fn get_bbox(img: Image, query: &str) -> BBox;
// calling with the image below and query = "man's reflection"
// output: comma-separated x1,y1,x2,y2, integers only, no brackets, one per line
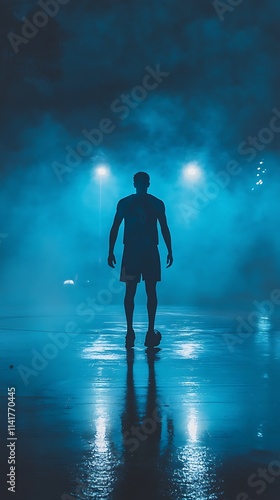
113,349,174,500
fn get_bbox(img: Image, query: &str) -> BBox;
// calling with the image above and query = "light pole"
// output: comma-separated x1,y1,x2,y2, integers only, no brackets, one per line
95,165,109,264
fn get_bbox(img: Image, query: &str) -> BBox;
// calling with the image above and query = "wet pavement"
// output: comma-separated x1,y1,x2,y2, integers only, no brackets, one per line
1,304,280,500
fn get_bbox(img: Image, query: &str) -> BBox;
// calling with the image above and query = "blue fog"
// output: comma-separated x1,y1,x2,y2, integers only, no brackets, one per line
1,0,280,308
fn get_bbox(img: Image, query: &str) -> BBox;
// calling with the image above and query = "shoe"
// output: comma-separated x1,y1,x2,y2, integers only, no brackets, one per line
125,331,135,348
144,329,162,348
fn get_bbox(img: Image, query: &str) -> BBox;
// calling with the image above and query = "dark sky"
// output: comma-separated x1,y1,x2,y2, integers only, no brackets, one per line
1,0,280,305
1,0,280,172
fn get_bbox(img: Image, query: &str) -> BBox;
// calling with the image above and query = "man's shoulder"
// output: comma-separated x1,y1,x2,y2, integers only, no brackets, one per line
118,194,135,206
148,194,165,209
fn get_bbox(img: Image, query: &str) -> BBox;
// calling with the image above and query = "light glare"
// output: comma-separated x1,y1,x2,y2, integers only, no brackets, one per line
183,163,203,182
96,165,108,177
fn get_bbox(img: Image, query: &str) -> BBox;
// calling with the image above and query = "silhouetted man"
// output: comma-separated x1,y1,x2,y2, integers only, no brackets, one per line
108,172,173,348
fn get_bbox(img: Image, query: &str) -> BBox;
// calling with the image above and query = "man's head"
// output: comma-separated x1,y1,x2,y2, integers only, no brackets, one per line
133,172,150,192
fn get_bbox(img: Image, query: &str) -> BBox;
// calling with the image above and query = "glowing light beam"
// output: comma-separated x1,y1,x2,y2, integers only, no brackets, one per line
96,165,109,177
183,163,203,183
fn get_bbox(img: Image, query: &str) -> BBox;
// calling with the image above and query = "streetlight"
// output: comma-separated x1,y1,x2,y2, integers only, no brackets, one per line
96,165,109,178
94,164,110,263
95,164,110,218
183,162,203,183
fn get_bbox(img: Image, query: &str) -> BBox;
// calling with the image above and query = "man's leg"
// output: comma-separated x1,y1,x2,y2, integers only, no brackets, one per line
145,280,157,333
124,281,138,333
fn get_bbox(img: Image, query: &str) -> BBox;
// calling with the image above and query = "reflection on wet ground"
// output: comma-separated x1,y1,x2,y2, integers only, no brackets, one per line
1,305,280,499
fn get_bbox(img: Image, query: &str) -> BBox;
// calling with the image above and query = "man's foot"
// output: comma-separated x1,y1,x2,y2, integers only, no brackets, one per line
144,329,162,348
125,330,135,348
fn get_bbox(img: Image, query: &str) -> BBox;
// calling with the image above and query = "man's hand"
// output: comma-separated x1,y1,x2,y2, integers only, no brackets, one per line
108,253,116,268
166,253,173,268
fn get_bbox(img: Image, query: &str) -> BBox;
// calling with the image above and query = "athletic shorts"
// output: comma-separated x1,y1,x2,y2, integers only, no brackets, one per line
120,244,161,283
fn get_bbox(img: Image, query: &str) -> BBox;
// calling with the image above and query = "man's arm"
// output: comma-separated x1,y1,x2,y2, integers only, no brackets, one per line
158,204,173,268
108,205,123,268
